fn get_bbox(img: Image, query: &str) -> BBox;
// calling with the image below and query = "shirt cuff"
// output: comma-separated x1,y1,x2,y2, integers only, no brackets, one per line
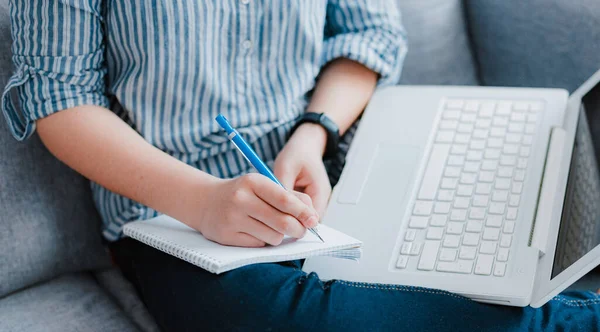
322,30,407,87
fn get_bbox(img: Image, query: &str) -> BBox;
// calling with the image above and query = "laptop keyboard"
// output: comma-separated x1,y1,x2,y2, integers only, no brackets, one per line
396,99,544,277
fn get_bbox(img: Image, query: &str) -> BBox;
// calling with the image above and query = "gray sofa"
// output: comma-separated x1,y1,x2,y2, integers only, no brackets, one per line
1,1,600,331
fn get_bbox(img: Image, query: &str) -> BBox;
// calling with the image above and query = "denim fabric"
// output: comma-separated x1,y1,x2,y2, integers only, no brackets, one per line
112,238,600,332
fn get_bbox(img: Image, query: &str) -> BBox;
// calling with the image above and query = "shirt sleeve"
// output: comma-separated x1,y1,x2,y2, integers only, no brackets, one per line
1,0,108,141
323,0,407,86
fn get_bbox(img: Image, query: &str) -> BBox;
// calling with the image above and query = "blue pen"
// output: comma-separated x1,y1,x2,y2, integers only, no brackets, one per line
216,114,324,243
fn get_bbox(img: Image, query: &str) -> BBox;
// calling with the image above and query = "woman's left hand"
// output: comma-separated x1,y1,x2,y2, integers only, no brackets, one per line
273,123,332,218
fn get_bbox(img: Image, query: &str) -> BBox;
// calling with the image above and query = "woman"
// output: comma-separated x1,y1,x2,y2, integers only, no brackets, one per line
3,0,600,331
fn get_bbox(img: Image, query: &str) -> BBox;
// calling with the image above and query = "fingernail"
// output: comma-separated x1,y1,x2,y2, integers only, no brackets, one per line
306,215,319,228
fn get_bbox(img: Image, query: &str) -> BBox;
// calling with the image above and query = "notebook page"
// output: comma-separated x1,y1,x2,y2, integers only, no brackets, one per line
123,214,362,274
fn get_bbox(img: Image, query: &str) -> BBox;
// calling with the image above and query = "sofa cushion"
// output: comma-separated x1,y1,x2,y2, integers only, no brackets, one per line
0,273,137,332
397,0,479,85
466,0,600,92
0,0,110,298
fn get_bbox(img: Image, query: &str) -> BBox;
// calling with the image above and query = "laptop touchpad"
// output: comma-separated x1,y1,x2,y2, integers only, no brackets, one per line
338,143,420,205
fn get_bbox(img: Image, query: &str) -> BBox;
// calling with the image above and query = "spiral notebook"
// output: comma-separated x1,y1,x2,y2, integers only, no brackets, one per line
122,214,362,274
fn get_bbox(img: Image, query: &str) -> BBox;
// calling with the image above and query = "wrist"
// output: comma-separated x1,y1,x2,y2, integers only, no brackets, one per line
290,122,328,156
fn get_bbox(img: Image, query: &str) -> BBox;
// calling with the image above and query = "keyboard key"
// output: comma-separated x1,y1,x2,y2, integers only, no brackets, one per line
492,190,509,202
448,155,465,166
530,102,543,112
440,120,459,130
517,158,528,169
522,135,533,145
527,113,538,123
512,182,523,194
443,110,461,119
500,234,512,248
446,100,464,109
463,232,480,246
504,221,516,234
502,144,519,155
396,255,409,269
455,134,470,144
479,102,495,118
483,228,500,241
457,123,474,133
418,144,451,200
410,242,422,256
520,147,531,157
472,129,488,139
510,112,526,122
440,178,458,190
497,248,510,262
500,155,516,166
417,241,440,271
484,149,501,160
494,262,507,277
475,119,492,129
469,140,486,150
479,171,495,183
439,248,457,262
430,214,448,226
451,144,468,155
480,241,497,254
413,201,433,216
487,137,503,148
475,183,492,195
466,151,483,161
457,185,474,196
507,208,518,220
401,242,412,255
508,123,524,132
486,215,503,227
447,222,464,234
509,195,520,207
405,229,417,241
444,166,461,177
461,113,477,123
436,131,455,143
490,127,507,137
409,216,429,228
434,202,451,214
497,166,514,178
495,178,511,190
463,161,480,173
438,190,454,202
469,207,486,219
472,195,489,207
505,133,521,144
481,160,499,171
460,173,477,184
437,260,474,274
489,202,506,215
492,117,509,127
426,227,444,240
525,124,536,134
454,197,470,209
475,254,494,275
515,170,526,181
443,235,460,248
464,101,479,112
459,247,477,260
513,102,529,112
466,220,483,233
496,102,512,115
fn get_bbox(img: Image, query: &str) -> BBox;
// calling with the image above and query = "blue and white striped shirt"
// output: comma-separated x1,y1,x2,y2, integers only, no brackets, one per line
3,0,406,241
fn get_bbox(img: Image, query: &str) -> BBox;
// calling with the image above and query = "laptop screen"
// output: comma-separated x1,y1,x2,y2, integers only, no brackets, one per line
551,83,600,279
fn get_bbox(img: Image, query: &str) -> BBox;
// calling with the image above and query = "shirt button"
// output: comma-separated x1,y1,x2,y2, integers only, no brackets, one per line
241,0,249,4
242,40,252,50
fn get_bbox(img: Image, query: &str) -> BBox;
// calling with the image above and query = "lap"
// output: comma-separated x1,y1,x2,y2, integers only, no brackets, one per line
111,238,600,332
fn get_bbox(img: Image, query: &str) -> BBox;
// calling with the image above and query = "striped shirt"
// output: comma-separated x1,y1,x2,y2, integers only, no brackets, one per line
2,0,407,241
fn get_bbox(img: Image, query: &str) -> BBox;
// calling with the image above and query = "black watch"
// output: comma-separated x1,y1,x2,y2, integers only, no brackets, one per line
290,112,340,160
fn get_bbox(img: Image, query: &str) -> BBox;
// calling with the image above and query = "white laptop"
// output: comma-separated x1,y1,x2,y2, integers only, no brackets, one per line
303,69,600,307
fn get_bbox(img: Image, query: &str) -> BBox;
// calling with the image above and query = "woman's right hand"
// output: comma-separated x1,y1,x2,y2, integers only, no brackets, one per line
193,173,320,247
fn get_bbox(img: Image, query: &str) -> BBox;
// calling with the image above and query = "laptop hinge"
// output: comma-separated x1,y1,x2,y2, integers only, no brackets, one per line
529,127,567,256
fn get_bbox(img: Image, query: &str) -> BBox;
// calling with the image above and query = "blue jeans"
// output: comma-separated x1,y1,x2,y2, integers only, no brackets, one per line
111,238,600,331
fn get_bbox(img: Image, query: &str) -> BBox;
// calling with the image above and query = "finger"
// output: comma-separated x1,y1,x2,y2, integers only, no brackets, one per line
273,161,297,190
241,217,286,246
304,175,331,218
250,175,319,228
231,233,266,248
292,191,314,209
246,194,306,238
